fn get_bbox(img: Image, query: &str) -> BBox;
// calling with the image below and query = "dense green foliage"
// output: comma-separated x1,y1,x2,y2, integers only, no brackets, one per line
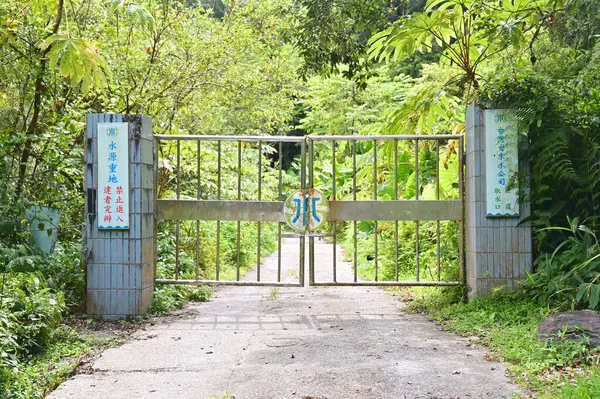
0,0,300,234
0,273,65,364
0,0,599,396
300,70,462,281
364,0,600,300
522,218,600,311
2,326,109,399
0,240,86,397
0,272,65,398
0,0,301,395
293,0,428,82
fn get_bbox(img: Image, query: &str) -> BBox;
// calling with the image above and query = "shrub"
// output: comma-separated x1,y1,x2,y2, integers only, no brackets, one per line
0,242,85,311
522,217,600,310
0,273,66,362
44,243,86,311
0,272,66,396
0,272,67,398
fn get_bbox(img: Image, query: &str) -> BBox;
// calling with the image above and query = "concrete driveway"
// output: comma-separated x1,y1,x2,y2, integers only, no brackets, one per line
49,239,520,399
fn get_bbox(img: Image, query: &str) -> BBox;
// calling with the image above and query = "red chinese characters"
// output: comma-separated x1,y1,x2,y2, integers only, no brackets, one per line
101,141,124,226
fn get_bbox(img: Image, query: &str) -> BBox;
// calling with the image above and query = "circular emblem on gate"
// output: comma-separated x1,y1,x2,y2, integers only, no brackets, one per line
283,189,328,232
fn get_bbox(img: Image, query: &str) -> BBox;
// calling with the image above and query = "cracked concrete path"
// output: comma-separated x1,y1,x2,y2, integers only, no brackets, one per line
49,239,520,399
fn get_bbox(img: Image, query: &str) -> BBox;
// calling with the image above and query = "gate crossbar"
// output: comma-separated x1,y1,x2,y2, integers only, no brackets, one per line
327,200,462,222
157,200,285,222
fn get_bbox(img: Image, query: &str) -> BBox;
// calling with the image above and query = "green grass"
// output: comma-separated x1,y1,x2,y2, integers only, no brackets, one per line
211,390,236,399
559,371,600,399
266,287,280,299
1,325,119,399
407,290,600,398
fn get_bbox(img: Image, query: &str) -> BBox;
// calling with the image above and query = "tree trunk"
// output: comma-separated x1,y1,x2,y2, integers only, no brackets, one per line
13,0,64,203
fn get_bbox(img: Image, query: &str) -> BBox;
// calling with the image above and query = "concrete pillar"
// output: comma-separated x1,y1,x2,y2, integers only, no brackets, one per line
465,103,532,298
85,114,155,319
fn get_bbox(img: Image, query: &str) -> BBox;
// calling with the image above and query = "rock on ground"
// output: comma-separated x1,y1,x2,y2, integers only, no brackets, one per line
538,309,600,347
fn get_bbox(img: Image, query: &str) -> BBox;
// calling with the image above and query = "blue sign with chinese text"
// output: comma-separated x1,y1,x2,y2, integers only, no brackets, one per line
485,110,519,217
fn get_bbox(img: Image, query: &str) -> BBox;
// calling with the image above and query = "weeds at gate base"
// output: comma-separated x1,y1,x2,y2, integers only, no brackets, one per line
150,285,211,315
212,390,236,399
288,268,299,279
266,287,280,299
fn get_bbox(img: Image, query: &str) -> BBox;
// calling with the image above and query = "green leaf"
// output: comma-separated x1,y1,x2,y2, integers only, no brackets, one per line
590,284,600,308
357,221,374,234
43,36,110,92
110,0,125,12
128,3,155,30
569,216,580,233
39,33,63,51
510,26,523,50
578,225,596,240
59,42,74,78
426,0,451,11
576,283,589,303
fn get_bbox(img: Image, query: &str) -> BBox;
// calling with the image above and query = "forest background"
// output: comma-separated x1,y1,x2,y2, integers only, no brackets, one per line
1,0,600,397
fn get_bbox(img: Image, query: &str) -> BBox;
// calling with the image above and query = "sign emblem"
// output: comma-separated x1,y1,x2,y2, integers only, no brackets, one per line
283,189,328,232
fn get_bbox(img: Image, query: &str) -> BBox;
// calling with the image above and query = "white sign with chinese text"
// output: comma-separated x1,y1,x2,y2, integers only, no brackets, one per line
98,123,130,229
485,109,519,217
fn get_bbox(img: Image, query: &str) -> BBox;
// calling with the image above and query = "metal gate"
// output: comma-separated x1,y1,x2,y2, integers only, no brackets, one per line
307,135,464,287
154,135,308,287
153,134,464,287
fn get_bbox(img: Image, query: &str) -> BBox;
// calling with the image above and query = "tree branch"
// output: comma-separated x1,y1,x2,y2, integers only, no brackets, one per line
13,0,64,203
